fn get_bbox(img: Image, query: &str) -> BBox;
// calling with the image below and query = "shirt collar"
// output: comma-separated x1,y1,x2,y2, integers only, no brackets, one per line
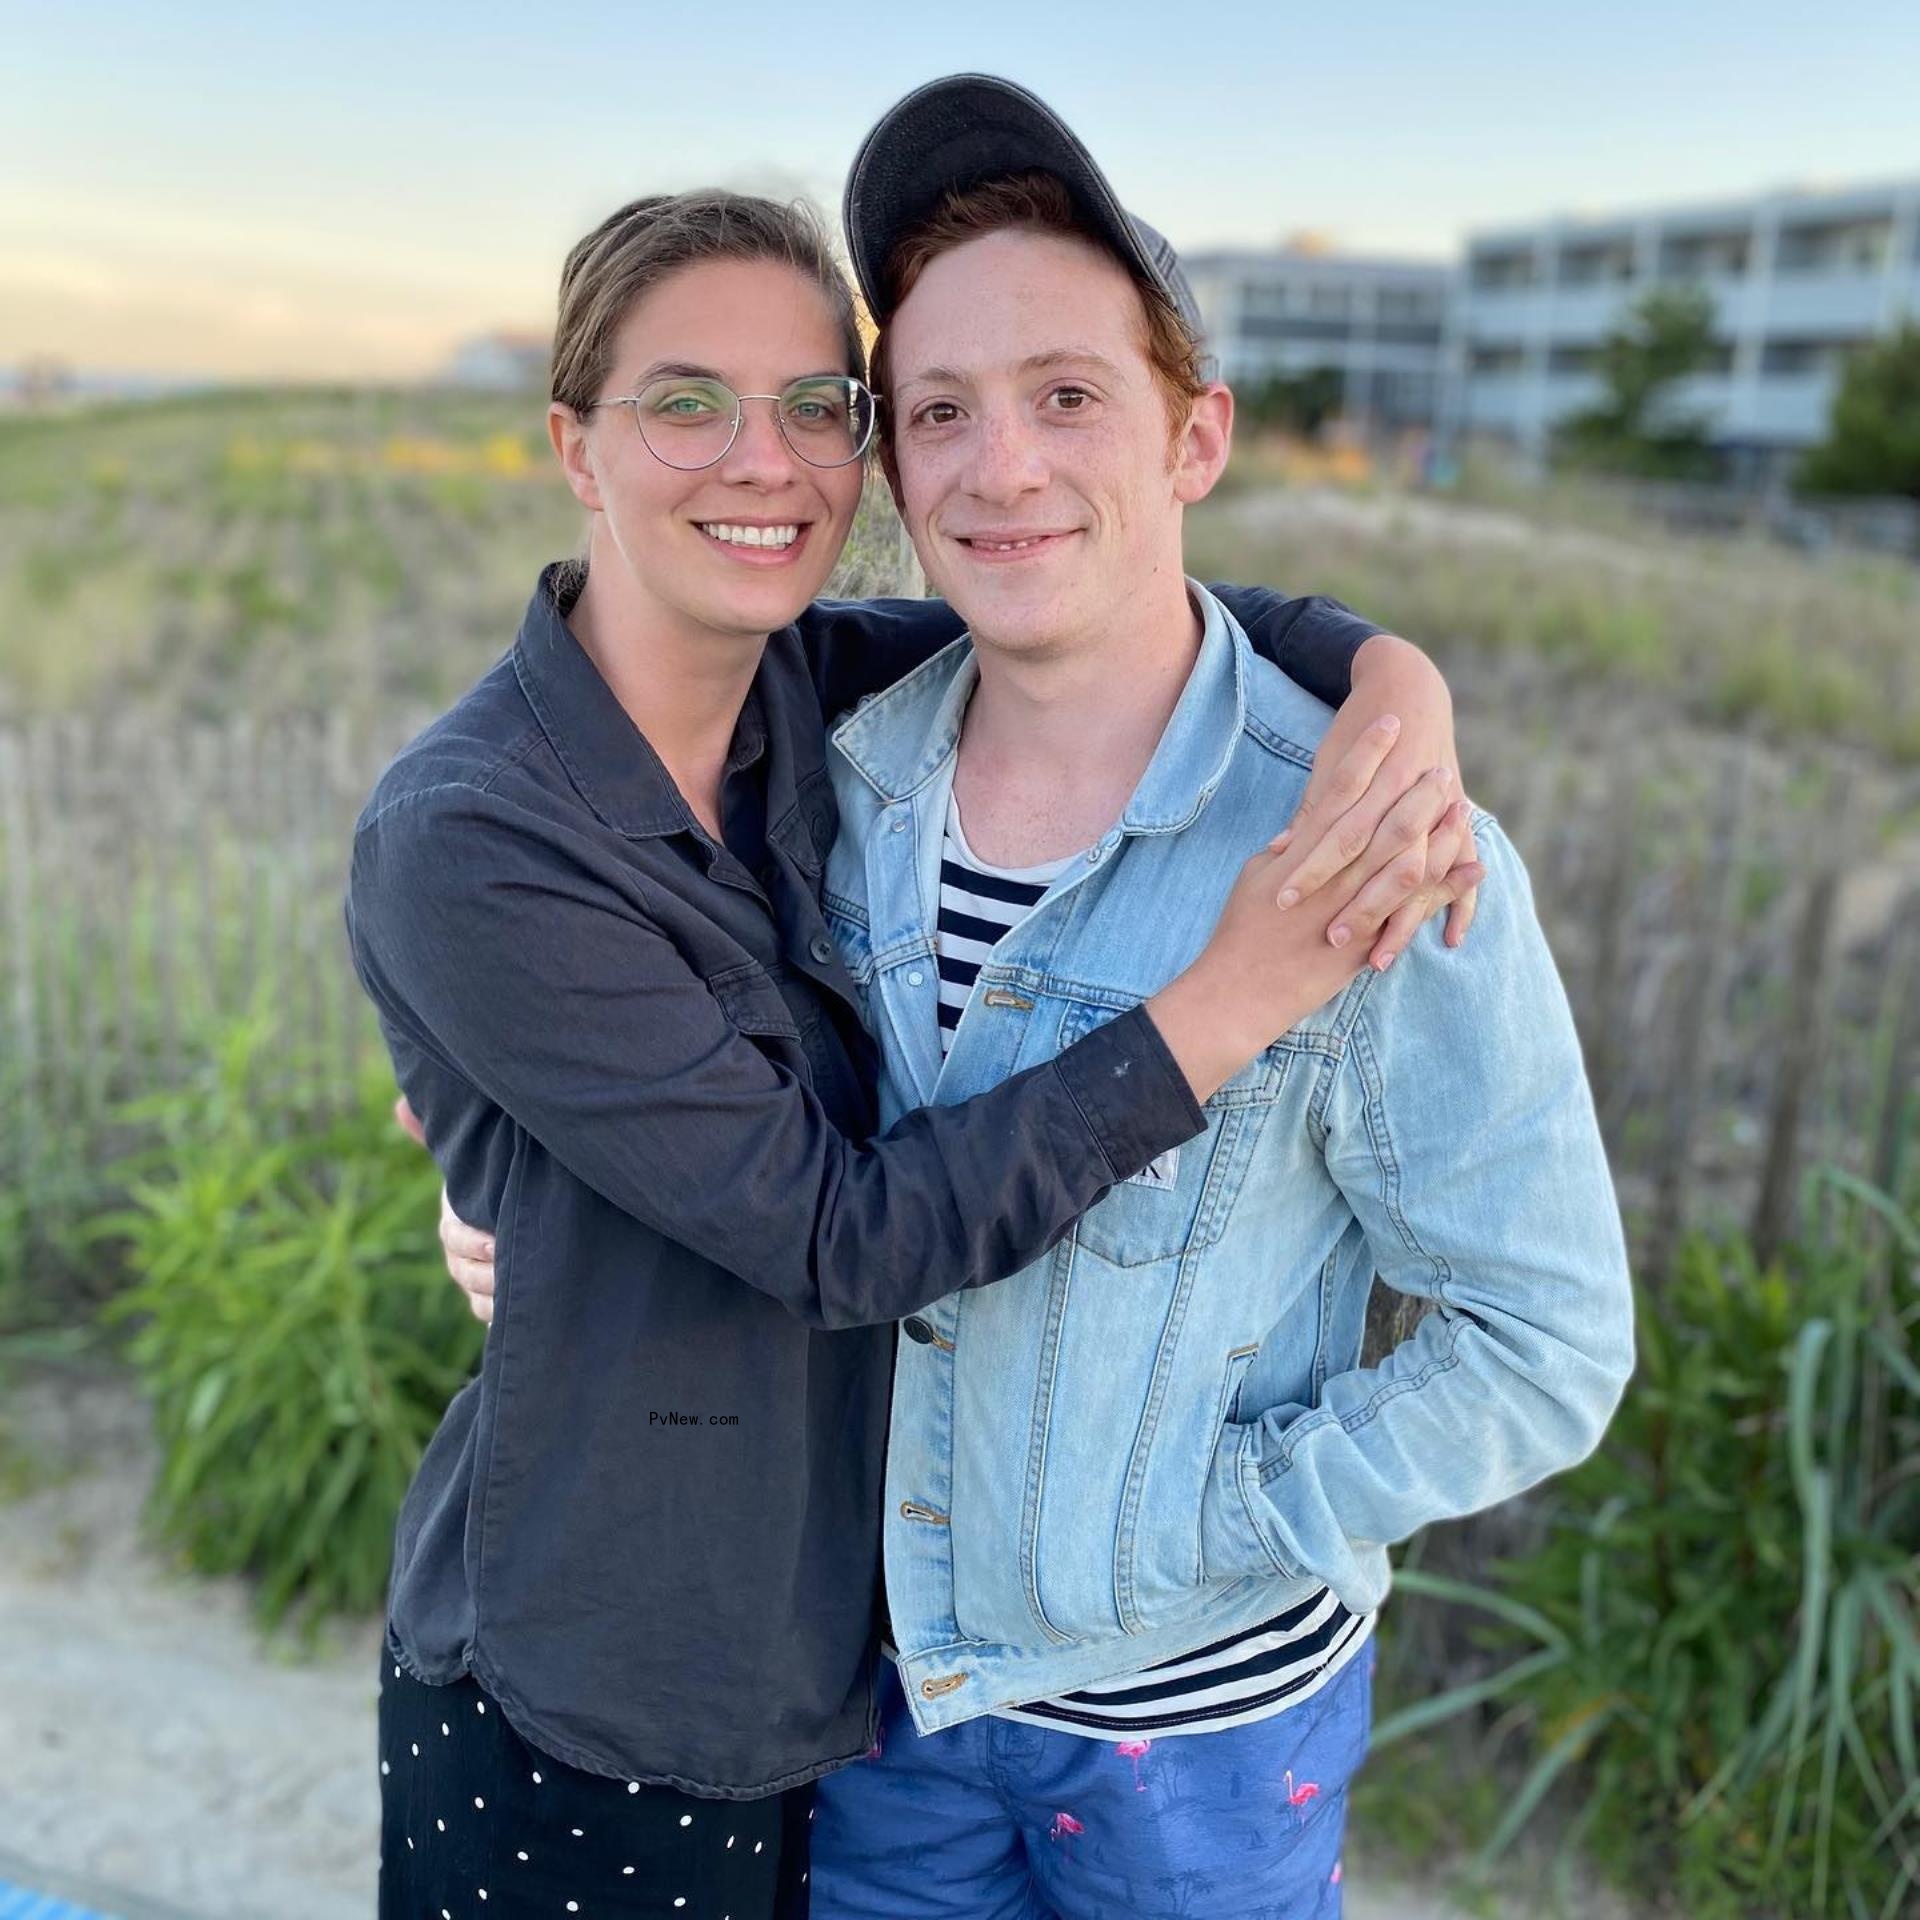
830,580,1247,838
511,562,768,840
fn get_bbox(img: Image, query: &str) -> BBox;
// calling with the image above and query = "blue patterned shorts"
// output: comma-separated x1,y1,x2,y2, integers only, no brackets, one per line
811,1640,1373,1919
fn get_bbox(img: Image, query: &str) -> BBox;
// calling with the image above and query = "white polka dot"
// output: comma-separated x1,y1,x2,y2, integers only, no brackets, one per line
726,1836,734,1848
531,1770,543,1785
802,1872,809,1884
411,1743,420,1757
674,1902,687,1910
441,1722,451,1736
627,1780,640,1794
406,1838,414,1852
678,1813,693,1827
380,1762,390,1776
623,1866,635,1876
474,1796,485,1809
441,1908,450,1918
476,1701,486,1714
394,1664,401,1678
571,1826,584,1837
516,1850,529,1862
436,1818,446,1832
754,1840,764,1854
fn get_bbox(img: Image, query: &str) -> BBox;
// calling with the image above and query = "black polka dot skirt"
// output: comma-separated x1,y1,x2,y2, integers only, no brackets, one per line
378,1657,814,1919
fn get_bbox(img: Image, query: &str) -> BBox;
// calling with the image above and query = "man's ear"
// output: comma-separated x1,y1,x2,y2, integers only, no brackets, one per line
1172,382,1234,506
549,402,605,513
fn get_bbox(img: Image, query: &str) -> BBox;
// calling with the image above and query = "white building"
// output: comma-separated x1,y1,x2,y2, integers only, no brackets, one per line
1183,246,1452,431
1449,178,1920,466
442,331,549,392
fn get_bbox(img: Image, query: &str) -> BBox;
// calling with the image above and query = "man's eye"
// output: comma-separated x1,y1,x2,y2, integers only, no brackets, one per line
1047,386,1093,412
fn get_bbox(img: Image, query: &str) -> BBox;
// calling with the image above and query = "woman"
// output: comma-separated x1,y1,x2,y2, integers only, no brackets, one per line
348,189,1474,1920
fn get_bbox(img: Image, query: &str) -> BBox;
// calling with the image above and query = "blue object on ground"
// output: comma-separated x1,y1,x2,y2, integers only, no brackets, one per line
0,1883,124,1920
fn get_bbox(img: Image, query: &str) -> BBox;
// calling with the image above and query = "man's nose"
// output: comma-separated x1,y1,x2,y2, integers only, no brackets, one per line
962,408,1047,503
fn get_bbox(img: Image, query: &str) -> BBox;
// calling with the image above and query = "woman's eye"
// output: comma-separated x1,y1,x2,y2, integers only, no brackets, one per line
912,402,960,429
1047,386,1093,413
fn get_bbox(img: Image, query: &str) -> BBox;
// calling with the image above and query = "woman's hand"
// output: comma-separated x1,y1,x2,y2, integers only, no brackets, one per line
394,1094,496,1324
1147,767,1481,1105
1279,634,1482,968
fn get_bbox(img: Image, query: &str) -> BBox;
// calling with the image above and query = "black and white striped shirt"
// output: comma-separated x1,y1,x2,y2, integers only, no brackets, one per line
930,794,1374,1738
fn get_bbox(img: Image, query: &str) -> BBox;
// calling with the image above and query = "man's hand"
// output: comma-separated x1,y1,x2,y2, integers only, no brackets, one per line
394,1094,496,1325
1278,634,1481,969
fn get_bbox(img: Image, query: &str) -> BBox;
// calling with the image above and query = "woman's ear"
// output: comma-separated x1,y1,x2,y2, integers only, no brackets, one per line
549,402,604,512
1172,382,1234,506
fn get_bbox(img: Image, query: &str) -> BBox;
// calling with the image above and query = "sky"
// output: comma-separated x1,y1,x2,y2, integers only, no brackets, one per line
3,0,1917,381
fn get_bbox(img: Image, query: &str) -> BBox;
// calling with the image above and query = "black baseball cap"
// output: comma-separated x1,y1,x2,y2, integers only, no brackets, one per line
842,73,1214,373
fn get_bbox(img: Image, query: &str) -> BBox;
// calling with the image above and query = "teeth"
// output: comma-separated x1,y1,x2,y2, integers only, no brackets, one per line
699,523,799,550
970,536,1044,552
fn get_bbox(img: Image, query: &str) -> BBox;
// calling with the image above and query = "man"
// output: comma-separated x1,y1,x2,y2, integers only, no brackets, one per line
432,74,1630,1916
790,77,1634,1918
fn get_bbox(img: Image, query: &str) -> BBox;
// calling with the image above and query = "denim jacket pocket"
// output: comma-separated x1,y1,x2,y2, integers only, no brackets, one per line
820,896,876,1020
1057,1000,1291,1269
1122,1342,1263,1630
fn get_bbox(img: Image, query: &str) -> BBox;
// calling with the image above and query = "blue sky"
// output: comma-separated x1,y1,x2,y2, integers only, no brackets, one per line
4,0,1916,377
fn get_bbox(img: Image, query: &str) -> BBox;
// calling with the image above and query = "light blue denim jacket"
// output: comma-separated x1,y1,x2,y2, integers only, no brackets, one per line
823,584,1634,1736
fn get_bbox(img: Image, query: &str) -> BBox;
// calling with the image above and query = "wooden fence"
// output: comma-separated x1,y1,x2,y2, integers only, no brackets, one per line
2,654,1914,1267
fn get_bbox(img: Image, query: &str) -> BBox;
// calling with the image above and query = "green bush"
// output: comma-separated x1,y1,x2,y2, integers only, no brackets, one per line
98,1023,482,1628
1799,323,1920,502
1377,1179,1919,1918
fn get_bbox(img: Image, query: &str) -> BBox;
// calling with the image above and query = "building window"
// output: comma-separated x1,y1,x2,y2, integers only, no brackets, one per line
1761,338,1852,375
1658,231,1752,280
1774,219,1892,274
1557,242,1635,288
1471,249,1539,291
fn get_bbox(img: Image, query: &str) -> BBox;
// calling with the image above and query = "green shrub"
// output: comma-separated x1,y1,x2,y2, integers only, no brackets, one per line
1376,1181,1919,1918
98,1023,482,1628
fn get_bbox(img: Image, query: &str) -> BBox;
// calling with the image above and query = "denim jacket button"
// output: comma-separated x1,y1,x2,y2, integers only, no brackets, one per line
907,970,925,988
890,815,908,833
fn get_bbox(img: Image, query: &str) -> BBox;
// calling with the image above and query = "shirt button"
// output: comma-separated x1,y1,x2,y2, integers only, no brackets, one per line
902,1316,936,1344
907,970,925,987
890,815,908,833
809,935,834,964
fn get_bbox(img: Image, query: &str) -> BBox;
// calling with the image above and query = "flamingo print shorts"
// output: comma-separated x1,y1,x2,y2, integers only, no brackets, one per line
809,1643,1372,1919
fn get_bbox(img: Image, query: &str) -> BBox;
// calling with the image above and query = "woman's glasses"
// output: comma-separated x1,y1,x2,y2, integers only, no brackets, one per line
589,375,876,471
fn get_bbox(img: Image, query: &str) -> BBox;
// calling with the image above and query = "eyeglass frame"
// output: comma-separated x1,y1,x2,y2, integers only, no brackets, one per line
582,373,879,471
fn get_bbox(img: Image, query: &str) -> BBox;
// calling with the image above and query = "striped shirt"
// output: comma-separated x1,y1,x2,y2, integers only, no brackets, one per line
929,792,1375,1737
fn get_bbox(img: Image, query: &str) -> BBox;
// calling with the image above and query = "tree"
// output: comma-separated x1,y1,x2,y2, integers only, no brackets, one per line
1557,285,1719,480
1798,321,1920,501
1238,366,1345,438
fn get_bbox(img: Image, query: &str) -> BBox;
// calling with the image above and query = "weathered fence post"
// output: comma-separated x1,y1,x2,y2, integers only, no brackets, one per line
1646,746,1751,1275
1750,767,1854,1267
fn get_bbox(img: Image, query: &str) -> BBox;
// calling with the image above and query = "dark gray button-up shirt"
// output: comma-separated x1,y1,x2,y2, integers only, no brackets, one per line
344,566,1378,1797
